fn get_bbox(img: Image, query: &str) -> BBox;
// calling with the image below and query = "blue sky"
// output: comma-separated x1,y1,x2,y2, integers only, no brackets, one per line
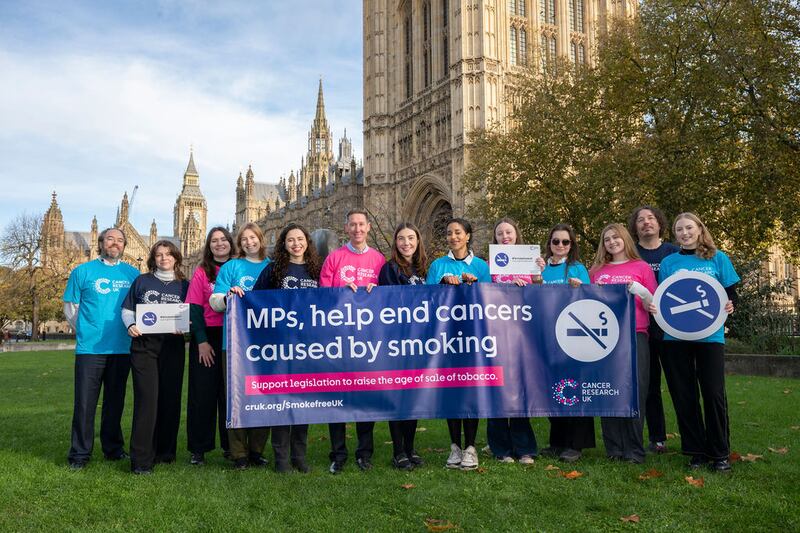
0,1,363,237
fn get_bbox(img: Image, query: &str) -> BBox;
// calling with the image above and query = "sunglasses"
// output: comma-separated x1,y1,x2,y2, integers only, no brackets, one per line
551,239,571,246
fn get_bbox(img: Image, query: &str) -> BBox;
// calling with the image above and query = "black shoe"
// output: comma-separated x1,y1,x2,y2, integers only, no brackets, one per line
689,455,707,470
540,446,563,458
223,450,232,460
233,458,249,470
625,456,645,465
559,448,582,463
712,459,732,473
356,457,373,471
392,453,413,471
275,461,292,473
249,454,269,467
329,461,345,474
132,467,153,475
292,460,310,473
408,450,424,466
68,460,87,470
154,455,175,465
104,451,129,461
189,452,205,466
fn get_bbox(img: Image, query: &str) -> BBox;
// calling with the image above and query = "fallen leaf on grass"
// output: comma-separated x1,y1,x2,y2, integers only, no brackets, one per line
736,401,746,405
424,518,456,532
416,427,427,432
729,452,742,463
383,441,393,445
685,476,704,487
620,514,640,523
768,447,789,455
783,389,792,394
744,422,761,427
740,453,763,462
317,436,328,441
562,470,583,479
638,468,664,481
400,483,415,490
666,433,680,439
475,467,488,474
791,426,800,431
544,464,561,471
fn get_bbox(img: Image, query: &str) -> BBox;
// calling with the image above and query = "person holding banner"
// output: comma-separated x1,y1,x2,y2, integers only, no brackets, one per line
253,223,321,473
426,218,491,471
209,222,271,470
657,213,739,473
486,218,538,465
185,227,235,466
628,206,678,454
121,240,189,474
590,223,657,464
378,222,428,470
319,208,386,474
536,223,595,463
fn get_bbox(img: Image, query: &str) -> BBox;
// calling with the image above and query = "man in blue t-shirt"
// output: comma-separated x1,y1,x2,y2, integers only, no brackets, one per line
628,206,679,455
63,228,140,469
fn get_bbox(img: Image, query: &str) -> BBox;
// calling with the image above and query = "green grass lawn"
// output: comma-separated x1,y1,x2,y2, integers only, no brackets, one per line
0,351,797,532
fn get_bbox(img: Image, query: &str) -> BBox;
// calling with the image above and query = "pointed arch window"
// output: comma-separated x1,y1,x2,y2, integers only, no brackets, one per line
404,2,413,99
519,28,527,65
442,0,449,77
423,0,432,87
569,0,584,32
510,27,518,65
539,0,555,25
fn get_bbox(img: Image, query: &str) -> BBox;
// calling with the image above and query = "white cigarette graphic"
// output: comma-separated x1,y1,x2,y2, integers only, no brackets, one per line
666,292,714,319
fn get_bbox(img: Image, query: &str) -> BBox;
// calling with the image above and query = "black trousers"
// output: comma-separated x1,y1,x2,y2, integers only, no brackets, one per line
448,418,479,448
661,341,730,460
548,417,596,451
389,420,418,457
129,334,186,470
187,327,229,454
328,422,374,462
272,425,309,465
601,332,649,461
68,354,130,462
645,331,668,443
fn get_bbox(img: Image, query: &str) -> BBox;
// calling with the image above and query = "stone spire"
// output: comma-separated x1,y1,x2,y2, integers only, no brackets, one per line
118,192,129,225
150,219,158,247
42,191,65,251
314,77,326,124
184,148,199,185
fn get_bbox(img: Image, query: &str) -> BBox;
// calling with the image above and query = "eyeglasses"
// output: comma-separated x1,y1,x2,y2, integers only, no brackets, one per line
551,239,571,246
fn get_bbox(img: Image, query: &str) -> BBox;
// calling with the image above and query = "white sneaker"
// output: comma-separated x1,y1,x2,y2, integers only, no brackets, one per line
498,456,515,463
460,446,479,470
518,455,535,465
446,444,462,469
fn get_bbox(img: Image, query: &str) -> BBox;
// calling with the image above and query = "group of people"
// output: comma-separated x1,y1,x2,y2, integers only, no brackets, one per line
63,205,739,475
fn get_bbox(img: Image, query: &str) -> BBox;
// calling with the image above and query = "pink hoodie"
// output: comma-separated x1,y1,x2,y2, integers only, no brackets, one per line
319,245,387,288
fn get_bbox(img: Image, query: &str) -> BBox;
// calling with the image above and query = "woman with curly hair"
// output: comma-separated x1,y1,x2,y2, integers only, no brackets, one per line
253,222,321,472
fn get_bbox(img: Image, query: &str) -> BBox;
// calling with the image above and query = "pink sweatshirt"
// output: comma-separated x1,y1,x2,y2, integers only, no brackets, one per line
590,260,657,334
186,265,224,327
319,245,387,288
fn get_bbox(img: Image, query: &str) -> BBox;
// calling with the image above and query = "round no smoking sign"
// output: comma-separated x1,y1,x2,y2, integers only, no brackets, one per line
653,271,729,341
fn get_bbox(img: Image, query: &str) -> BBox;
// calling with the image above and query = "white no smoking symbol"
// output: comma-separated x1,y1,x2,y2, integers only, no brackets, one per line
555,300,620,362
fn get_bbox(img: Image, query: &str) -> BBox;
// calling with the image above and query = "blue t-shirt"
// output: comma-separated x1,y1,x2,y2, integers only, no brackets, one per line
213,257,271,346
636,242,679,280
63,258,140,355
425,253,491,285
541,261,590,285
659,250,740,343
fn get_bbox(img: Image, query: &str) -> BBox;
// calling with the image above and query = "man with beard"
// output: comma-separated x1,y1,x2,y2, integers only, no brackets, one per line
63,228,140,469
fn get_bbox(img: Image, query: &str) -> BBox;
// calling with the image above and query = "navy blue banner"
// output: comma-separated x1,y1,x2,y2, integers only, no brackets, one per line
227,284,637,428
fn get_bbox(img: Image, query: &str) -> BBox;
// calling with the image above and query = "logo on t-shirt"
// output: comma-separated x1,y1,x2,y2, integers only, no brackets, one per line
238,276,255,290
94,278,111,294
340,265,356,284
282,276,319,289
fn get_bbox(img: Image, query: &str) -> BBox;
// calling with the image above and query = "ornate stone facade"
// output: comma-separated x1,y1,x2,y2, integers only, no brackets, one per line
362,0,636,244
234,80,364,249
41,151,207,271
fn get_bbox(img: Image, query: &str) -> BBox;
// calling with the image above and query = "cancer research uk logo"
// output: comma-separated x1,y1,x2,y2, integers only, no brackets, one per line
494,252,509,267
93,278,130,295
340,265,356,284
552,378,621,406
555,299,620,362
141,312,158,326
238,276,256,290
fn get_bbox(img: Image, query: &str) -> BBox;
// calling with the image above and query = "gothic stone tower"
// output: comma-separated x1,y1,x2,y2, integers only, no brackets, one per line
362,0,636,243
173,149,208,257
300,79,334,196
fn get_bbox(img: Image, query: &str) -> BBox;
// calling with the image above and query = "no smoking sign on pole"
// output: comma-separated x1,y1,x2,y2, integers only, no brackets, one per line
653,271,729,341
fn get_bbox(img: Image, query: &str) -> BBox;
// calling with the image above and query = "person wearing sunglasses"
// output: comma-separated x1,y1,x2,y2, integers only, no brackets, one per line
535,223,595,463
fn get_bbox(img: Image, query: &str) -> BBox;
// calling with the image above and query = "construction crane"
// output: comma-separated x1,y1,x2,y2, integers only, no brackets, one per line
129,185,138,220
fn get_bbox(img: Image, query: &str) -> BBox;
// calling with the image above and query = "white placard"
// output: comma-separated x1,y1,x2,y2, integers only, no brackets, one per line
489,244,542,276
136,303,190,334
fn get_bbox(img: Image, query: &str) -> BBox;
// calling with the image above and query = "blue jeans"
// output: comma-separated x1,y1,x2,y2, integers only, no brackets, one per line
487,417,538,458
